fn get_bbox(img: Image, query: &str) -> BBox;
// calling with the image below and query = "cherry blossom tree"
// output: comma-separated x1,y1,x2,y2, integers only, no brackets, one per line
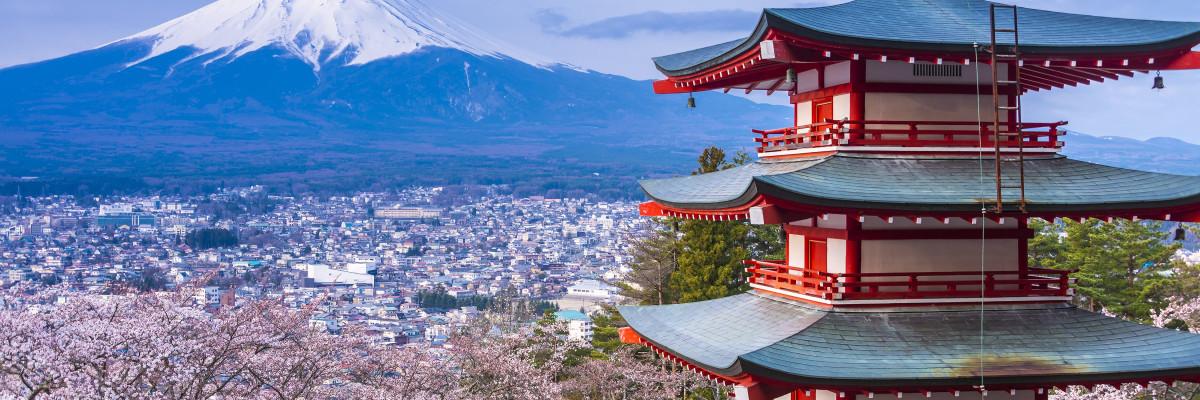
0,284,727,399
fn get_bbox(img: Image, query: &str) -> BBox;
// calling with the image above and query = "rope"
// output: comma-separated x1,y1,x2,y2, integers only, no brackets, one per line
973,41,988,392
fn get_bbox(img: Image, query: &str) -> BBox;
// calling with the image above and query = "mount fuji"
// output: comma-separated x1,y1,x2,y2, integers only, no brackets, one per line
0,0,785,195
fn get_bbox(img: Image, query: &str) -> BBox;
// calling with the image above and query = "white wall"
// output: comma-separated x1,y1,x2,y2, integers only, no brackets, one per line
827,238,847,274
866,59,1006,85
788,234,806,267
833,94,851,120
826,61,851,87
865,92,1008,123
796,68,821,93
861,239,1017,274
796,100,813,127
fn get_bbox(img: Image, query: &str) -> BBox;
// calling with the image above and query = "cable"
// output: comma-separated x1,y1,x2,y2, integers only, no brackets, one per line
973,41,987,393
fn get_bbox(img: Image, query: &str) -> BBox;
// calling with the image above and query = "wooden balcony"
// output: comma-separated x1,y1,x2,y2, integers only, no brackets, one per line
752,119,1068,155
743,259,1073,304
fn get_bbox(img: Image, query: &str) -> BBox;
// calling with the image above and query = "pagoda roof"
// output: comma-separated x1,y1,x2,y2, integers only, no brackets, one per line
654,0,1200,77
640,154,1200,216
620,293,1200,388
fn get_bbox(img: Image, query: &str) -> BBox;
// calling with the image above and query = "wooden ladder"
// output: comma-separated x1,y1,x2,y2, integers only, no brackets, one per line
989,3,1026,213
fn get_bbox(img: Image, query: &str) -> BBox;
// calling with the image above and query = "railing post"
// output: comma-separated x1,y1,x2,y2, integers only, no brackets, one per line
985,273,996,296
1059,271,1069,296
908,274,918,294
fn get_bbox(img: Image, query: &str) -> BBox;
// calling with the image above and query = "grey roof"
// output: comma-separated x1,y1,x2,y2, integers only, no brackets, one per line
618,294,824,369
639,154,1200,213
620,294,1200,388
654,0,1200,76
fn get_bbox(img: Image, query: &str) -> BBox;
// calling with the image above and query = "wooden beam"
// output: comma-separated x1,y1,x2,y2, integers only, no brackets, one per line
1075,67,1122,80
1041,66,1112,83
765,78,787,96
1018,71,1067,89
745,81,761,94
1164,51,1200,70
1021,67,1084,87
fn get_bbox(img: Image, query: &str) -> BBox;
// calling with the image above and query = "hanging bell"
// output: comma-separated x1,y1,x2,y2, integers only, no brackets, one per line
687,93,696,109
785,67,797,84
1152,73,1166,90
1175,225,1187,241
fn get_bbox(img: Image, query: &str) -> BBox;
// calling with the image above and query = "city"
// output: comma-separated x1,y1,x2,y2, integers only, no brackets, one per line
5,0,1200,399
0,185,638,345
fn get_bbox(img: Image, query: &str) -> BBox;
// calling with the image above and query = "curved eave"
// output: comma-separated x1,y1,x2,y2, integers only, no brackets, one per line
738,360,1200,391
620,295,1200,391
639,155,1200,220
653,6,1200,79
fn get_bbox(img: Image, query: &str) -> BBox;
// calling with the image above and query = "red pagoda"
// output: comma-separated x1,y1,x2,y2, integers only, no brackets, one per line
617,1,1200,399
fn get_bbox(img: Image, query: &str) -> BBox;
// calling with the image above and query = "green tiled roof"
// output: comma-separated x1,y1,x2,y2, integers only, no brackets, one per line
654,0,1200,76
639,154,1200,213
620,294,1200,387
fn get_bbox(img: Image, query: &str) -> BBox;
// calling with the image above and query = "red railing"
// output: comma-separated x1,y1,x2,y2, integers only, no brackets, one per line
752,119,1068,154
743,259,1073,302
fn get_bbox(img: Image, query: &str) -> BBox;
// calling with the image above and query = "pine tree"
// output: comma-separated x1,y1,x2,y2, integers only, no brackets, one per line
1031,218,1178,322
669,146,777,303
672,218,751,302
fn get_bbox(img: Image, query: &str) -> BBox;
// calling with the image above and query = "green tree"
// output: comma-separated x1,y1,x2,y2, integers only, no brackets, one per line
1031,218,1178,322
693,146,728,175
672,218,750,302
668,146,784,303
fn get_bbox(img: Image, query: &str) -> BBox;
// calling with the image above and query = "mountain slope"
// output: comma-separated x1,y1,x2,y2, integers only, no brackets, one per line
120,0,549,69
0,0,787,195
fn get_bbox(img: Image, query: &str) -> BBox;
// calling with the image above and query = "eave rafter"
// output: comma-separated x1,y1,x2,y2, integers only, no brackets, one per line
653,27,1200,95
640,196,1200,225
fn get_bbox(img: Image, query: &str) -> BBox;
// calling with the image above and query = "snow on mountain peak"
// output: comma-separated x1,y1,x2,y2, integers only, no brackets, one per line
120,0,551,70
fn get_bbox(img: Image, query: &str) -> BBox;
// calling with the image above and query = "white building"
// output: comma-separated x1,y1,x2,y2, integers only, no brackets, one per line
566,279,617,299
554,310,594,342
374,207,441,219
296,263,374,286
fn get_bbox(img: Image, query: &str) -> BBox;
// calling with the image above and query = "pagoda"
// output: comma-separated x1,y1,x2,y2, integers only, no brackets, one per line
616,1,1200,399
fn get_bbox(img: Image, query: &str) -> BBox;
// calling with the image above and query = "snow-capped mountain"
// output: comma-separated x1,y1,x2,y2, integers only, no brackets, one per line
120,0,551,70
0,0,785,190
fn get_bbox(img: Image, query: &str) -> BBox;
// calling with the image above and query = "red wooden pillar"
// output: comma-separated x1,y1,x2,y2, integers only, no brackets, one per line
1017,217,1030,290
1034,388,1049,400
845,215,862,291
849,59,866,132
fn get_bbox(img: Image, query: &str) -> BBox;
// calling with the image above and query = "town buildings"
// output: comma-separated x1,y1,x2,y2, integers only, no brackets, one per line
0,186,638,345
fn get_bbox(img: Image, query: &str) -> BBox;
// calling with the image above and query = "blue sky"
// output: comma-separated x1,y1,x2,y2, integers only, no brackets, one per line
2,0,1199,141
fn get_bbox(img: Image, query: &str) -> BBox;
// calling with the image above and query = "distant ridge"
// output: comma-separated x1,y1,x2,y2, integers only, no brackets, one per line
1062,132,1200,175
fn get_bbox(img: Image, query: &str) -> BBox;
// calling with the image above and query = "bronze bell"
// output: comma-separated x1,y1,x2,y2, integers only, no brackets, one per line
1153,74,1166,90
687,94,696,108
1175,225,1187,241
